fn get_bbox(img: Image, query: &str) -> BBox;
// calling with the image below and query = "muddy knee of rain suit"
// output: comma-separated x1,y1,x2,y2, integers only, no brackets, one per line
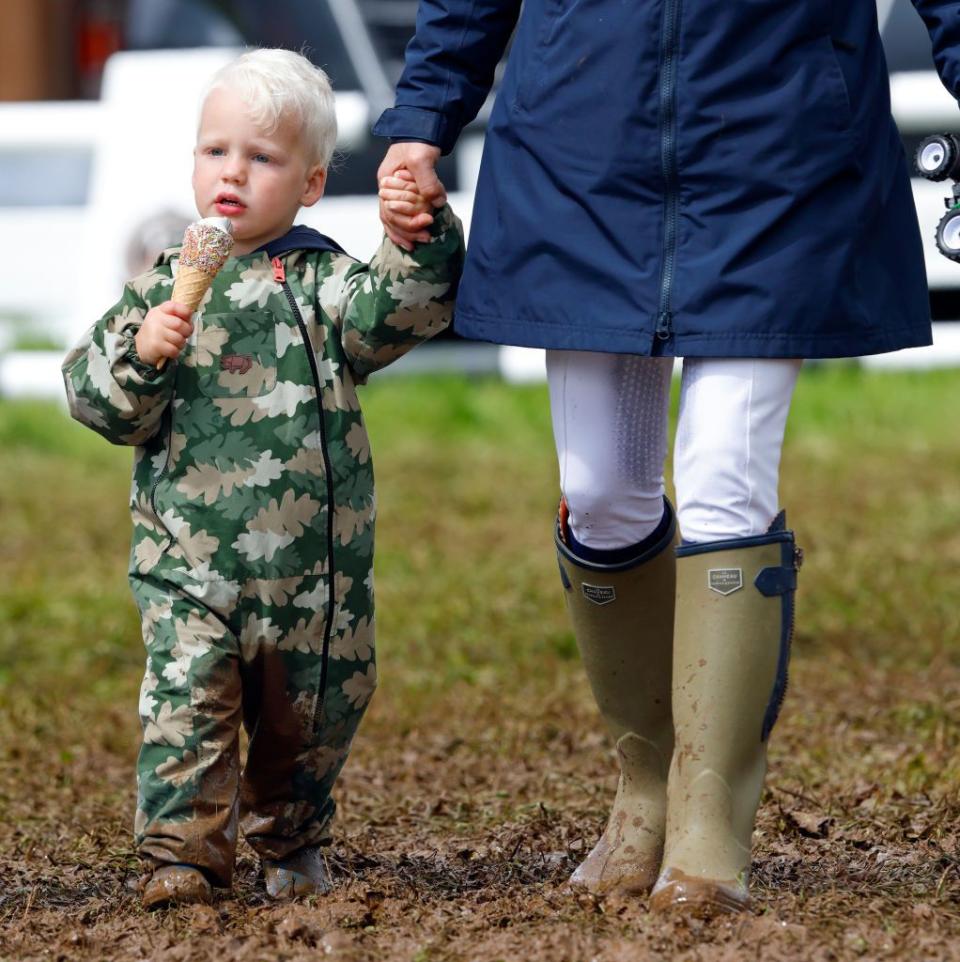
62,206,465,885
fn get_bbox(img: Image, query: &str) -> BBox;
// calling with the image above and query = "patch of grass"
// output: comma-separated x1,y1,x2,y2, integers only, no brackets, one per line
786,363,960,444
2,368,959,696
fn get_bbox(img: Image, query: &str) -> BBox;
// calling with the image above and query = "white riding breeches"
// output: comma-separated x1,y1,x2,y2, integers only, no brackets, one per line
546,352,803,547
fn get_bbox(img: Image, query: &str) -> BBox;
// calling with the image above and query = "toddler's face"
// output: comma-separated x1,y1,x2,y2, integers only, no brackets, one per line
192,86,326,256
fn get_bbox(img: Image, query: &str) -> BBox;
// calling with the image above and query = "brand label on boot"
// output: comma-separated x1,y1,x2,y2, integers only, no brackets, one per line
581,583,616,606
708,568,743,595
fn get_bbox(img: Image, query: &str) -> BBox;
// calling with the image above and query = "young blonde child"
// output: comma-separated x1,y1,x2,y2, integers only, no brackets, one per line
62,48,463,908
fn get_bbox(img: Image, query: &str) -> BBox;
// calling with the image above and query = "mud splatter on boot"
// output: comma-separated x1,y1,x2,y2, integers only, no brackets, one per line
555,500,676,895
651,514,800,917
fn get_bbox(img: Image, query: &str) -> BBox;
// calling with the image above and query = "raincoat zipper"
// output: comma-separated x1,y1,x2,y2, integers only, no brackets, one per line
656,0,683,346
276,258,336,723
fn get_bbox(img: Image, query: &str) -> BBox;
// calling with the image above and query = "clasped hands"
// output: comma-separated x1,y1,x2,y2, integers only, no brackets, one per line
377,142,447,251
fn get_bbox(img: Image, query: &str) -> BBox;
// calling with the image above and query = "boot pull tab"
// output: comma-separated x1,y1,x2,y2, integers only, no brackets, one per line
754,565,798,597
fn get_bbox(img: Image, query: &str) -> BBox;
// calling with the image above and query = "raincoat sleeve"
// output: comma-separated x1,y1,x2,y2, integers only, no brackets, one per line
372,0,523,154
912,0,960,101
338,204,465,380
61,278,176,446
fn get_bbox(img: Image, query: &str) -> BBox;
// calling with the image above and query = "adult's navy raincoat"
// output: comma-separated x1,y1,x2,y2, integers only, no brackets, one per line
375,1,954,358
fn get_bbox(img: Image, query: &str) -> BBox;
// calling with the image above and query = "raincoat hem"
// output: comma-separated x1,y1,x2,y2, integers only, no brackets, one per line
453,310,933,359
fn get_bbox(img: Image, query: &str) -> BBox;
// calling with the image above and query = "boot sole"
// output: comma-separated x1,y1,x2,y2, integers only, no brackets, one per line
649,873,748,917
264,875,332,899
263,850,333,899
569,864,659,896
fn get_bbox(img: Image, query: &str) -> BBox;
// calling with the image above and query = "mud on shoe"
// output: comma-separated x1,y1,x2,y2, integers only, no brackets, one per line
141,863,213,910
649,866,749,916
263,846,332,899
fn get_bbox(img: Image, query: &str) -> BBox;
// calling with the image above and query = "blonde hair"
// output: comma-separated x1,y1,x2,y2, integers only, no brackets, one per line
205,48,337,168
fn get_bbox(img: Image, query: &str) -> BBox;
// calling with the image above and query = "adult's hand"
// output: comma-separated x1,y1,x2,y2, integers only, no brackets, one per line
377,142,445,250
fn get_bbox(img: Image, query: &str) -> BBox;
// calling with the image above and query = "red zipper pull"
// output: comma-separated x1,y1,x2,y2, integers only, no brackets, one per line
272,257,286,283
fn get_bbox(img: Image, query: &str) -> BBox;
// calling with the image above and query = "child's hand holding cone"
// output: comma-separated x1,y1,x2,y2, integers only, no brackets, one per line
134,301,196,368
149,217,235,370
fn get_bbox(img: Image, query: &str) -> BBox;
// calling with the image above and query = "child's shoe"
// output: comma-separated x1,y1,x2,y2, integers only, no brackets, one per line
141,863,213,910
263,846,332,899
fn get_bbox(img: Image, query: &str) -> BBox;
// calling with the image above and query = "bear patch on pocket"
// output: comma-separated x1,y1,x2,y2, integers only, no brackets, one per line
195,311,278,398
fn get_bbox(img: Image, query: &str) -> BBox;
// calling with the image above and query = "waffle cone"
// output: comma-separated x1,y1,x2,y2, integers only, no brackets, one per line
155,267,214,370
171,265,215,312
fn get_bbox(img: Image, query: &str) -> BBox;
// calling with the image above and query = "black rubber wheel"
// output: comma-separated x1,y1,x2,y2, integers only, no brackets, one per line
916,134,960,182
935,207,960,262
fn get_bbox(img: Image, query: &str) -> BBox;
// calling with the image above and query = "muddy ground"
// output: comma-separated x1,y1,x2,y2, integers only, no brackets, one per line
3,659,959,962
1,374,959,961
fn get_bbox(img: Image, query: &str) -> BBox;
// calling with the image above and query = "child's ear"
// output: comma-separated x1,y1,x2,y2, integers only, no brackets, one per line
301,165,327,207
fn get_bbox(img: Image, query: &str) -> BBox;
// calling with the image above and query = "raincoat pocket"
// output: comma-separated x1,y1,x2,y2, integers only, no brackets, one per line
194,310,279,399
810,35,855,131
512,0,567,112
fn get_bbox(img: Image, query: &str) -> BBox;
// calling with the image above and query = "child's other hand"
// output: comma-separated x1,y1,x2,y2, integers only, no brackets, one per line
379,168,433,246
134,301,194,367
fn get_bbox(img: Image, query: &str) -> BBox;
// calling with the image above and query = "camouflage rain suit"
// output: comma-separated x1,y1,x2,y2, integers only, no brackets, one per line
62,206,464,885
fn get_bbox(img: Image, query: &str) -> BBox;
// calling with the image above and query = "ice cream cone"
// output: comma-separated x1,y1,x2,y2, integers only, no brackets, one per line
171,264,217,313
156,217,234,369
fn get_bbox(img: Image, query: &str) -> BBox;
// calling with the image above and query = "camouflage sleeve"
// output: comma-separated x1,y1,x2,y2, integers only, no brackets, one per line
338,203,465,379
61,276,176,446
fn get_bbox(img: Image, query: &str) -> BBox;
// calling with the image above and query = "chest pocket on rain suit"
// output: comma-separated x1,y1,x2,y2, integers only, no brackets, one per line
194,311,279,399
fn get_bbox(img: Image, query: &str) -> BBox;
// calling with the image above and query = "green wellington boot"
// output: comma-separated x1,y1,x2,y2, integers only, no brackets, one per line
556,500,676,895
650,512,802,916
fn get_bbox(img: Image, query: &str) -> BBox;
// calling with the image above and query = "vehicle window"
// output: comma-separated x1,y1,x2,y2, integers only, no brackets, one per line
880,0,935,73
125,0,362,90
